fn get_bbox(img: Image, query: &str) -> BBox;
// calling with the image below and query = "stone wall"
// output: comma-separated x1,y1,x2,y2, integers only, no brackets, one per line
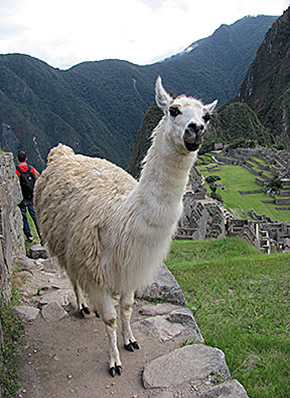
226,219,260,250
176,193,225,240
0,152,25,359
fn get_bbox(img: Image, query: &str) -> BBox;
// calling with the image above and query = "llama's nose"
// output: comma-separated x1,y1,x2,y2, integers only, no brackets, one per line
187,123,204,135
183,123,204,151
184,123,204,143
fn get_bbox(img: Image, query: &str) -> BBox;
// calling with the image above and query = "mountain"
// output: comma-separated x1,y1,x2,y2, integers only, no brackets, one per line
128,9,290,177
143,15,277,104
0,15,277,171
235,8,290,150
127,102,163,178
205,7,290,151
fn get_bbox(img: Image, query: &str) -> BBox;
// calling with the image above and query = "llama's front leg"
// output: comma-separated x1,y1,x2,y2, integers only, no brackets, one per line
96,288,122,376
120,292,139,352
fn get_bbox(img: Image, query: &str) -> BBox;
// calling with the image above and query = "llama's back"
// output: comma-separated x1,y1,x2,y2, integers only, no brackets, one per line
34,144,137,283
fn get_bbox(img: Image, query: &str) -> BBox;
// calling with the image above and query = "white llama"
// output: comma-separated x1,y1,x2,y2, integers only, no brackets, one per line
34,77,217,376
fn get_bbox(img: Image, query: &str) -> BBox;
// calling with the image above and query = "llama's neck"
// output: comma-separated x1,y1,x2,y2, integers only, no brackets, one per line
140,120,195,200
126,119,196,230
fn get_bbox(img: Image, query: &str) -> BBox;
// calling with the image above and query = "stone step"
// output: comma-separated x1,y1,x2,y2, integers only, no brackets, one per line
143,344,248,397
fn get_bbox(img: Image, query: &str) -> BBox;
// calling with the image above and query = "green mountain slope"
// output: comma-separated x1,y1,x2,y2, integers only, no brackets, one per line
206,102,272,149
236,8,290,149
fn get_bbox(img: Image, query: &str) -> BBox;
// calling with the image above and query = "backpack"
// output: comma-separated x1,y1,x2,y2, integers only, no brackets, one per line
16,165,36,200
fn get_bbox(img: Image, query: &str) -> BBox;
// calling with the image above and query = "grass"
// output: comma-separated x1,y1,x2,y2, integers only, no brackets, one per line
198,160,290,222
23,212,41,251
165,237,290,398
0,272,24,398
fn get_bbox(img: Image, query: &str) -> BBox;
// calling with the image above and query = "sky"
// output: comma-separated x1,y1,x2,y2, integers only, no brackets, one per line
0,0,288,70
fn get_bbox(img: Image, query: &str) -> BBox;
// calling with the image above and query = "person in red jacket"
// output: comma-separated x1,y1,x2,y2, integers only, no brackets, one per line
16,150,42,244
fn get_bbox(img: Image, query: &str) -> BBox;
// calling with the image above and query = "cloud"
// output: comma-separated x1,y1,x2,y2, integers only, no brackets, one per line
0,0,288,69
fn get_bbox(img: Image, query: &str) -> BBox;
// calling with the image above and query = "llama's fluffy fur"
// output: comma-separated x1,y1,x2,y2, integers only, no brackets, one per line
34,77,217,375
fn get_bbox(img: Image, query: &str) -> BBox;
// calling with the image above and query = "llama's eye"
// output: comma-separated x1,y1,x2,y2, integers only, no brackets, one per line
169,107,181,117
203,113,211,123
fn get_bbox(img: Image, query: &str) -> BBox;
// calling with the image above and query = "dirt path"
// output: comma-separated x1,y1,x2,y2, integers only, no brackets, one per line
16,256,198,398
15,254,248,398
18,303,178,398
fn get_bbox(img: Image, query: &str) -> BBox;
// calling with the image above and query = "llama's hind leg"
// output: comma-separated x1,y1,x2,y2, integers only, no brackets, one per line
72,280,90,316
120,292,139,352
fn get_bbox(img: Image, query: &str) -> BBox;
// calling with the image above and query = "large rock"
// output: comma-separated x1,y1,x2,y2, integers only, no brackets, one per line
14,305,40,322
136,263,185,306
41,301,69,322
143,344,230,389
29,244,49,260
135,306,204,345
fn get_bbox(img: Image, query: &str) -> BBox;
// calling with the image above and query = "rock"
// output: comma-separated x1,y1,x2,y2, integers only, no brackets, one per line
134,308,203,344
17,255,36,272
199,379,249,397
36,257,59,273
37,284,61,295
166,307,204,343
136,263,185,306
134,316,187,342
14,306,40,322
38,289,75,309
41,301,69,322
143,344,230,389
139,303,180,317
29,244,49,260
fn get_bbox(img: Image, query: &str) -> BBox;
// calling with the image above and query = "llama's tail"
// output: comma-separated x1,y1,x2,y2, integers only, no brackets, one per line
47,143,75,164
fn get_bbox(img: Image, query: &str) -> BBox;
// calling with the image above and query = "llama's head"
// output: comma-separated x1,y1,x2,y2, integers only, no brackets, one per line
155,76,217,153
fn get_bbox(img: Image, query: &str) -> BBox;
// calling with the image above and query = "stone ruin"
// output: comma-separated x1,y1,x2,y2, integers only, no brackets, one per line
176,193,225,241
176,155,290,254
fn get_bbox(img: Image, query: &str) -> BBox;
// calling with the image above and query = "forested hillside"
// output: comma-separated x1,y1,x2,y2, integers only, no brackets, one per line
236,8,290,150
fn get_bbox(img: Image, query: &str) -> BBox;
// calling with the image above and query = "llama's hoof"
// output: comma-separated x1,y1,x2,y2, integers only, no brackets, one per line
125,340,140,352
125,343,134,352
81,304,90,315
109,365,122,377
95,310,100,318
79,309,89,318
132,341,140,350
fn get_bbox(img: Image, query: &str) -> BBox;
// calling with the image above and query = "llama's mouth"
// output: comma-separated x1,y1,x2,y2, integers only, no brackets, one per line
184,141,201,151
183,135,203,151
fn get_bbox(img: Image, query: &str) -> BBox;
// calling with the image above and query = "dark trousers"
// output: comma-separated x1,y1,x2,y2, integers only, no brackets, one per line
19,199,41,239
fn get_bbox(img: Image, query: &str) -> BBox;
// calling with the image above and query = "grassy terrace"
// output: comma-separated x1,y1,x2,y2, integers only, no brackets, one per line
197,155,290,222
166,237,290,398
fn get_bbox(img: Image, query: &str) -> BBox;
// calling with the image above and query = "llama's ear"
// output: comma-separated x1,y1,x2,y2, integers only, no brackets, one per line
155,76,172,113
203,100,218,122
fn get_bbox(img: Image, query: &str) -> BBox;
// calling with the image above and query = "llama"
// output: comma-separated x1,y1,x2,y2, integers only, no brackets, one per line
34,77,217,376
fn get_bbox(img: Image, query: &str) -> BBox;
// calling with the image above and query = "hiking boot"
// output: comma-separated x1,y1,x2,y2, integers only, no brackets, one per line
27,236,33,243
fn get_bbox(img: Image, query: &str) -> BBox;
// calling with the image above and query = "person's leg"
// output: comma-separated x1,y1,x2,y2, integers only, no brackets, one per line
26,200,42,240
18,201,32,239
